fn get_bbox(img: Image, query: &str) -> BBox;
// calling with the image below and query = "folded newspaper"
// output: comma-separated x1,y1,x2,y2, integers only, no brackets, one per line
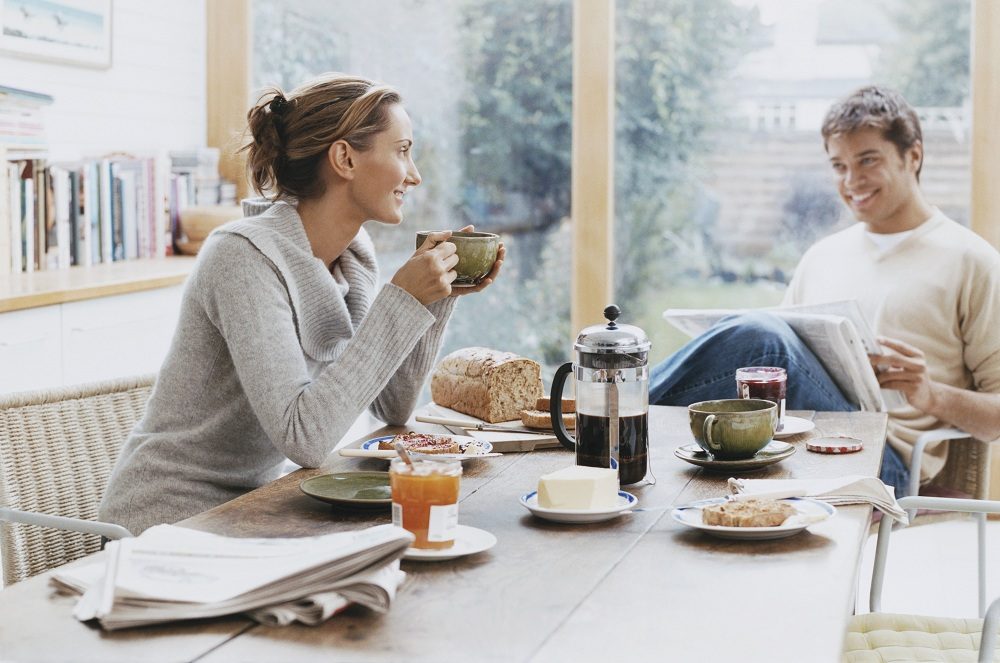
663,300,905,412
50,523,413,630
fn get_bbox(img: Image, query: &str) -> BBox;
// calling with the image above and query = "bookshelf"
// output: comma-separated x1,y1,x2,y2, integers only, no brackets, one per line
0,80,216,394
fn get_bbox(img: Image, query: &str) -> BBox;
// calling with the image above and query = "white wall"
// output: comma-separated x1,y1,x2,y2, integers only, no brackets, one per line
0,0,206,161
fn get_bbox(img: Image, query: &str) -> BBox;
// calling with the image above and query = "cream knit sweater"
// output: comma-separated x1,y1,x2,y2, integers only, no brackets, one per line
99,200,456,534
783,210,1000,480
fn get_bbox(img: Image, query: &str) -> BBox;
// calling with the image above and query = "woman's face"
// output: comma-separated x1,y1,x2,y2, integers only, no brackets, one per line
350,103,421,225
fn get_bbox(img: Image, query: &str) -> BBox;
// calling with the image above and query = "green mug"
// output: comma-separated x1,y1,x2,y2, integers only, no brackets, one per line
687,399,777,460
415,231,500,286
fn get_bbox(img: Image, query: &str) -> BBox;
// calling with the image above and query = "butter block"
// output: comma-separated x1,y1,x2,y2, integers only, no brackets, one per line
537,465,619,510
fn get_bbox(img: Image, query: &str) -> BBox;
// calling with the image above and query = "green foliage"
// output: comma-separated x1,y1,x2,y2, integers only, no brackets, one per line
614,0,756,306
459,0,573,229
874,0,970,106
457,0,755,351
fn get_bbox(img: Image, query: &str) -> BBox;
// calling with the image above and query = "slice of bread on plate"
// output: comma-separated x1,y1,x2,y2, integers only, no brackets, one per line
377,432,459,454
701,498,796,527
521,409,575,430
534,397,576,413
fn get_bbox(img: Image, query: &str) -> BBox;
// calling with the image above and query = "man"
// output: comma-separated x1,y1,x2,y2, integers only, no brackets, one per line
651,86,1000,495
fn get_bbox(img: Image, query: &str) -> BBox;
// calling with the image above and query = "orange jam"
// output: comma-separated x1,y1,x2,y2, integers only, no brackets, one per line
389,459,462,549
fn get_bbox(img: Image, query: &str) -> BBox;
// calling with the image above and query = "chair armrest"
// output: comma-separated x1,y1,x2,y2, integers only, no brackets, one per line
0,507,131,540
907,428,971,501
870,496,1000,613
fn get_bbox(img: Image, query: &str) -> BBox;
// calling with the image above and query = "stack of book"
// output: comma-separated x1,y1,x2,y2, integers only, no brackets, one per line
0,84,52,156
51,523,414,630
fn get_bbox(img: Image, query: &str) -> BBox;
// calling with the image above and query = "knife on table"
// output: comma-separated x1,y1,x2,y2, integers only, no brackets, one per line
415,414,553,436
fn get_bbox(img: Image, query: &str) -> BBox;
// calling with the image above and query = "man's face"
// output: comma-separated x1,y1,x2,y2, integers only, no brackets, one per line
826,127,923,233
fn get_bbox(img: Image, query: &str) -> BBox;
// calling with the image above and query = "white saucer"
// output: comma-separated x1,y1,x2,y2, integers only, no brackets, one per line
671,497,835,540
402,525,497,561
520,491,637,523
772,416,815,439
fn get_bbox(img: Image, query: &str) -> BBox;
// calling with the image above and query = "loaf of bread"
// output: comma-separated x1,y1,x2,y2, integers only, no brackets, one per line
520,409,575,430
701,499,796,527
431,347,543,423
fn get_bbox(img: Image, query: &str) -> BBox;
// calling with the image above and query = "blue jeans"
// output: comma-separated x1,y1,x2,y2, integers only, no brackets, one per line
650,312,909,494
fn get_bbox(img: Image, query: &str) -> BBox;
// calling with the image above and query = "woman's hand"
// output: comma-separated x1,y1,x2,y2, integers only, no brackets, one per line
390,231,459,306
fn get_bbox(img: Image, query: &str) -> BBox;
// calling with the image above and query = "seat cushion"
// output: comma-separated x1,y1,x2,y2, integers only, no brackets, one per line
844,612,994,662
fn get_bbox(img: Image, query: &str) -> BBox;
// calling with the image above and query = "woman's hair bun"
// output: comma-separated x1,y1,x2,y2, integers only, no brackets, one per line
269,94,289,117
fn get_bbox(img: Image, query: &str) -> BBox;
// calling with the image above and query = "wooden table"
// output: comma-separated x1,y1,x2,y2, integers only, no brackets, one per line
0,407,887,662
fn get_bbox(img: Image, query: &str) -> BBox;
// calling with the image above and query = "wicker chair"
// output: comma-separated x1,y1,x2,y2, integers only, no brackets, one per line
0,375,154,585
844,496,1000,662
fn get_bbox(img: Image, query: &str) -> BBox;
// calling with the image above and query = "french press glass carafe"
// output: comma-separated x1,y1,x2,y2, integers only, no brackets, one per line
550,305,650,485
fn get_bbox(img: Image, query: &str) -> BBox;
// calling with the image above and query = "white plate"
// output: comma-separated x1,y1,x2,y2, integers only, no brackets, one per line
402,525,497,561
339,435,497,461
671,497,835,540
520,490,637,523
772,416,816,439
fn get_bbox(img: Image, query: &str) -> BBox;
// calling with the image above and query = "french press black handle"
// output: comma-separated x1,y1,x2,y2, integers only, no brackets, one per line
550,362,576,451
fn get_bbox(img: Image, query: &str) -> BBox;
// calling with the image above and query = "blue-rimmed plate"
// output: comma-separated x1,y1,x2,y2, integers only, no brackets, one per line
671,497,835,540
520,490,637,523
339,435,496,461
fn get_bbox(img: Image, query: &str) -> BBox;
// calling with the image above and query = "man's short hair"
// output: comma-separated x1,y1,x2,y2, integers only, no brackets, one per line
821,85,924,179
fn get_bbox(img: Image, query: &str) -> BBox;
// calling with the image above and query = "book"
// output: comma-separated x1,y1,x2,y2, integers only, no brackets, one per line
7,161,19,273
51,523,414,631
663,300,906,412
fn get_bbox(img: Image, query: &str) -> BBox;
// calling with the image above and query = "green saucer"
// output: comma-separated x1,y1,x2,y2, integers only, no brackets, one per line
300,471,392,509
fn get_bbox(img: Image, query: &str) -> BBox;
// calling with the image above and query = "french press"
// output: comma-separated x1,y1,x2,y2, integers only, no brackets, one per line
550,305,650,485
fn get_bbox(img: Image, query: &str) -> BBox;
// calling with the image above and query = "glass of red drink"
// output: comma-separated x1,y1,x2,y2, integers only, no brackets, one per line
735,366,786,429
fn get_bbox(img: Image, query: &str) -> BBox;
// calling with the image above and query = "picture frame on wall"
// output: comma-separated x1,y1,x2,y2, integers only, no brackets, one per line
0,0,112,68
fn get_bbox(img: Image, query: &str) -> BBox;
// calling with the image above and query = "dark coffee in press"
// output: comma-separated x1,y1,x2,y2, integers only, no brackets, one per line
575,413,648,485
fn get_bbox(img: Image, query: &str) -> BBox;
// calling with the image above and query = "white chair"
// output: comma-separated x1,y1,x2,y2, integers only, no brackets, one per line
906,428,991,616
0,375,153,585
845,495,1000,662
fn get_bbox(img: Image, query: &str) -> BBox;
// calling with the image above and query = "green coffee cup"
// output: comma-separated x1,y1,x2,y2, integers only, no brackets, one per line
415,231,499,286
687,399,777,460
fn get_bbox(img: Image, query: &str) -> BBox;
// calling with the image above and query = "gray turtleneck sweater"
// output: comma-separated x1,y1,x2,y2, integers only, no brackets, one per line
99,199,456,535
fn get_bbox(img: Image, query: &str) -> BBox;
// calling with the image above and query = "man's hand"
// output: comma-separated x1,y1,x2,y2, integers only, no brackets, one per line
869,336,936,412
870,336,1000,440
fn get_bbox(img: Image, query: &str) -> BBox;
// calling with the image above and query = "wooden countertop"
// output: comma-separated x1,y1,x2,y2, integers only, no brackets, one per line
0,257,197,313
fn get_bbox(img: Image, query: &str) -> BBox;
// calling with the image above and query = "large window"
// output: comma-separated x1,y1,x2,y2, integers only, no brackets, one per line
614,0,971,363
251,0,972,372
252,0,574,375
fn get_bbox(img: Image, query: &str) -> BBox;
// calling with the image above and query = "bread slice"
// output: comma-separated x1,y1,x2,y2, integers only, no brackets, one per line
534,397,576,414
377,432,459,454
431,347,543,423
701,498,796,527
520,409,575,430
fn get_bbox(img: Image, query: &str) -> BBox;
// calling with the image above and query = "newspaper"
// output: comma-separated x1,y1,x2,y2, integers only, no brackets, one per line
50,523,413,631
663,300,905,412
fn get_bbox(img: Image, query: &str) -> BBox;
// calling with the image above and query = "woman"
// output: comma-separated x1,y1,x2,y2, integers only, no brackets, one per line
99,73,503,535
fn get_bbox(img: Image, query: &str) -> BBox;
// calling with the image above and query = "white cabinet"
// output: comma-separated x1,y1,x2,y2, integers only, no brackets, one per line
61,286,184,386
0,285,184,395
0,305,63,393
